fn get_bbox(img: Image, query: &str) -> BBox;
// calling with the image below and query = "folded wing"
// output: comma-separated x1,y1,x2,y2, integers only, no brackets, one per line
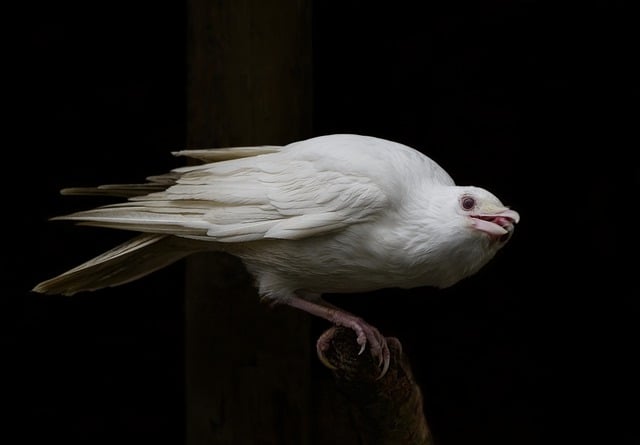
55,146,389,243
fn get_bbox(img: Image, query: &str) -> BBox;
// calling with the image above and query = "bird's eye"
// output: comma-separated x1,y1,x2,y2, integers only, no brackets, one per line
460,195,476,210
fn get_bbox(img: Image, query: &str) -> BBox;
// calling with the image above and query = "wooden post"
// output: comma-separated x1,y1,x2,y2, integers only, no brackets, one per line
317,327,434,445
185,1,312,444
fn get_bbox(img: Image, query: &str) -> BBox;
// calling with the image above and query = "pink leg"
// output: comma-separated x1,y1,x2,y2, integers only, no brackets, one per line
284,295,390,378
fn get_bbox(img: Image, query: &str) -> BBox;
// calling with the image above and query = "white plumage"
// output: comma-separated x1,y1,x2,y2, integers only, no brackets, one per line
33,134,520,376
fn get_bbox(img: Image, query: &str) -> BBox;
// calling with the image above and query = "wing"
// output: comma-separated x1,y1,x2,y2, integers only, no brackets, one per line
58,145,281,198
55,145,389,243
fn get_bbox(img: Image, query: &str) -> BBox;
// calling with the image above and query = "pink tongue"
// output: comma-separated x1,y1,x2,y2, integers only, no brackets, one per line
471,217,508,236
494,216,512,227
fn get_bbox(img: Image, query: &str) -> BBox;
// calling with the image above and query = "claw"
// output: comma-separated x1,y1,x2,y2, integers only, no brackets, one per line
356,320,390,379
316,328,339,370
351,324,367,355
316,323,391,379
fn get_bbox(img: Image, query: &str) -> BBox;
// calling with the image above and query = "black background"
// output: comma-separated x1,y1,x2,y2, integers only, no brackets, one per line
7,1,638,444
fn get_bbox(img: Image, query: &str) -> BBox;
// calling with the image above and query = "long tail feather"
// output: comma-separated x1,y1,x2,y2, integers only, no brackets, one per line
60,173,181,198
32,234,196,296
34,144,285,296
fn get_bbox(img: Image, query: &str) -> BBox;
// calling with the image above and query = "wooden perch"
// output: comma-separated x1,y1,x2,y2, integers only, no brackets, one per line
318,327,434,445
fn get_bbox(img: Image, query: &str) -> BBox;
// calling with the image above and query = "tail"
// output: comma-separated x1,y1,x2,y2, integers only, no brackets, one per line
34,144,283,295
32,234,195,296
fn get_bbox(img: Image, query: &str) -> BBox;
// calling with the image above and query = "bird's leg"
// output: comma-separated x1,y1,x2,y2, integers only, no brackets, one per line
284,294,390,378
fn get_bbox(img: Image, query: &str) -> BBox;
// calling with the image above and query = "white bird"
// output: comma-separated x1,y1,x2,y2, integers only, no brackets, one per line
33,134,520,377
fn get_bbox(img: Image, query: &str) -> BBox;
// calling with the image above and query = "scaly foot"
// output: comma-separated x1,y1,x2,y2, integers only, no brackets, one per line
282,295,391,378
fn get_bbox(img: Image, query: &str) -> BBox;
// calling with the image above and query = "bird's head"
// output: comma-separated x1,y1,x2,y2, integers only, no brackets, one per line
404,184,520,289
451,185,520,245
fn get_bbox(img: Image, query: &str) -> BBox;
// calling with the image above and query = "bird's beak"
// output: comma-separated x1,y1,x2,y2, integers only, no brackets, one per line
470,208,520,238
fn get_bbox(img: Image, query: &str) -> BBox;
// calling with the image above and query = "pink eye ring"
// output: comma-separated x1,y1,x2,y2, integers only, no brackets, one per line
461,195,476,210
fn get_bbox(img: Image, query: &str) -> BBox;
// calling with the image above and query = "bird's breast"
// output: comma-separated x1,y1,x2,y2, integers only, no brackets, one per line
236,221,496,297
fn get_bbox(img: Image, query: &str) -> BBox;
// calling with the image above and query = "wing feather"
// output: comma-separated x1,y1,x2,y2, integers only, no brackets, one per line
173,145,281,162
53,143,390,243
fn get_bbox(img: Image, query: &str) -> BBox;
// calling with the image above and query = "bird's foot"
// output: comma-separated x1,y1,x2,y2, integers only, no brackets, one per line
283,295,391,378
316,315,390,379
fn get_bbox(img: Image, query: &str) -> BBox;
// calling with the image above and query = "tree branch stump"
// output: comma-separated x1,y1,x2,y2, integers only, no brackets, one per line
317,326,433,445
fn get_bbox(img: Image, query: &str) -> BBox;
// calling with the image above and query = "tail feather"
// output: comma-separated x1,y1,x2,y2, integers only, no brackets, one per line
34,144,284,296
32,234,196,296
60,173,181,198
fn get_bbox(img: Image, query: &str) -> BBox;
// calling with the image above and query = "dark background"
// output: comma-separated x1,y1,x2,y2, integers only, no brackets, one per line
6,1,638,444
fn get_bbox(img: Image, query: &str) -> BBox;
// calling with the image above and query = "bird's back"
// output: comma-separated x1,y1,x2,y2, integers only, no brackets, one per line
282,134,455,189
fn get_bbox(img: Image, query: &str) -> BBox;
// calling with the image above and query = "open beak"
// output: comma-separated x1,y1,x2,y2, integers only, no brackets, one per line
470,208,520,239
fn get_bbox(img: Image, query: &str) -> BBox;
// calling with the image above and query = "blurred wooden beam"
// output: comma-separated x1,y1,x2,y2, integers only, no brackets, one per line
185,1,312,444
